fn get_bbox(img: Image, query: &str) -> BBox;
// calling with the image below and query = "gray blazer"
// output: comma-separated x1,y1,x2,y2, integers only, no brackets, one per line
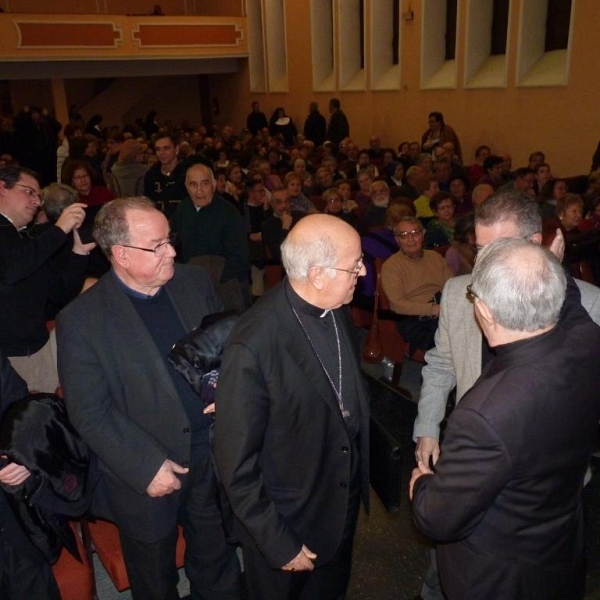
414,274,600,441
56,265,222,541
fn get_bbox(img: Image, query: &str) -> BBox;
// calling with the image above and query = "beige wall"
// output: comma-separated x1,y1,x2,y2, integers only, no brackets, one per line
208,0,599,176
2,0,598,175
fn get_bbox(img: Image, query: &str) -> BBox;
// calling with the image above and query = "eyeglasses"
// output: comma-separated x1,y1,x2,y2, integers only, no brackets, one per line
326,254,364,279
466,283,479,303
118,233,177,257
14,183,41,200
395,229,423,239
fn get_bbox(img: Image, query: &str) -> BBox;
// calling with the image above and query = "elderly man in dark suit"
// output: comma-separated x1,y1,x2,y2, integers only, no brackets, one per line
57,197,240,600
410,238,600,600
215,214,370,600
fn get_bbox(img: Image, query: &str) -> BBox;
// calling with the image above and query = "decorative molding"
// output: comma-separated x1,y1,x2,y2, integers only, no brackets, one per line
131,22,243,48
15,20,122,48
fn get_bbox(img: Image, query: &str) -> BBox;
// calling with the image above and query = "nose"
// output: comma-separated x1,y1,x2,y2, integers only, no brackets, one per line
358,262,367,277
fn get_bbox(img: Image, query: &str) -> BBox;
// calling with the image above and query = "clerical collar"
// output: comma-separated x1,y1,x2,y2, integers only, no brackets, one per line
285,279,330,318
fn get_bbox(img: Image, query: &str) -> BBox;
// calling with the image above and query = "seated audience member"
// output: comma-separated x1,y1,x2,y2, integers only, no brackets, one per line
445,212,476,275
538,178,568,221
588,195,600,230
471,183,494,208
544,193,600,283
449,175,473,215
261,187,305,262
368,135,384,160
414,176,439,221
364,180,391,229
172,162,249,296
109,139,149,198
393,165,426,201
421,112,463,162
321,156,345,182
356,148,379,178
477,155,504,190
384,161,404,189
381,216,453,357
314,166,335,195
498,167,536,197
63,160,115,210
335,179,358,213
528,150,546,172
382,148,398,171
534,162,553,195
323,187,361,232
466,145,491,188
434,158,455,191
425,192,456,248
285,171,316,213
411,237,600,600
417,153,433,173
354,169,374,209
356,202,415,307
255,158,282,193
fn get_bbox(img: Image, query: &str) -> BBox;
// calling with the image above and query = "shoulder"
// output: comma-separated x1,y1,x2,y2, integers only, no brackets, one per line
58,273,115,321
575,278,600,326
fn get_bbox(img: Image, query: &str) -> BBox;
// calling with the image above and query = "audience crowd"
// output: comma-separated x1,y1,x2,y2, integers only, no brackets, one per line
1,98,600,599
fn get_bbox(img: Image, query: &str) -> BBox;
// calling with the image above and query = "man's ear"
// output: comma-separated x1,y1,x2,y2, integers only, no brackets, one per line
529,232,543,245
474,299,494,328
307,266,325,291
111,246,129,270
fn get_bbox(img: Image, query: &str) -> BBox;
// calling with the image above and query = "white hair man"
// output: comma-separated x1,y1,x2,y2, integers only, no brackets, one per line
411,237,600,600
412,190,600,600
215,214,370,600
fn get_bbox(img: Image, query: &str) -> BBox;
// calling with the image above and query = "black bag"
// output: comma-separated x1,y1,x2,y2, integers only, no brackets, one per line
168,310,239,400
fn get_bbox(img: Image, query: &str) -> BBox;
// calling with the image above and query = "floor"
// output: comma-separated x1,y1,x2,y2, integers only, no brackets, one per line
91,362,600,600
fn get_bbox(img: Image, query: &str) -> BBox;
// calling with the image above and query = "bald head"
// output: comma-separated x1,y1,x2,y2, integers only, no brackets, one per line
282,215,364,309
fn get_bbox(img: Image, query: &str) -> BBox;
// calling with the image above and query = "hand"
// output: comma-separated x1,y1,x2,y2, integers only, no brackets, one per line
146,459,189,497
249,232,262,243
549,228,565,262
415,436,440,468
56,202,88,234
72,228,96,256
281,545,317,572
409,460,434,500
281,213,293,230
203,402,215,415
430,304,441,317
0,459,31,487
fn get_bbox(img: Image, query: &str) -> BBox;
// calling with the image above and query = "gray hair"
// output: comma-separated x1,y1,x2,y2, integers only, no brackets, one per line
281,231,338,281
93,196,156,258
41,183,77,222
475,189,541,238
472,237,565,332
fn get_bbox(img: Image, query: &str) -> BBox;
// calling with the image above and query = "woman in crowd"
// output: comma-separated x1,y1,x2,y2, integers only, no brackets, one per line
538,178,568,221
323,187,361,232
285,171,316,213
425,192,456,248
385,161,404,189
268,107,297,147
354,169,374,209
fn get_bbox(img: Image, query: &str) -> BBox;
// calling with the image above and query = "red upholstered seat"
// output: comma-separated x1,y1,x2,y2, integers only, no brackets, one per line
86,519,186,592
52,521,95,600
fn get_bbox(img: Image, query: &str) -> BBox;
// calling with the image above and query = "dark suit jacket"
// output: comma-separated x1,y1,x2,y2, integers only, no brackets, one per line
412,311,600,600
214,281,370,569
56,265,222,542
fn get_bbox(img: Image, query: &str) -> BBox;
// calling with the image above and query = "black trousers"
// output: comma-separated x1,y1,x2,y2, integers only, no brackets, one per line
119,452,241,600
0,536,61,600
